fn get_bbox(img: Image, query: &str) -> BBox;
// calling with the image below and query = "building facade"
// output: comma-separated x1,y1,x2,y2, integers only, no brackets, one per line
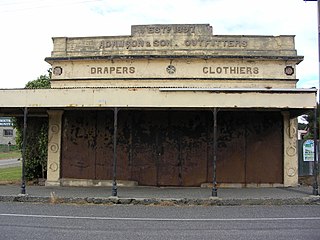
0,24,316,188
0,117,16,145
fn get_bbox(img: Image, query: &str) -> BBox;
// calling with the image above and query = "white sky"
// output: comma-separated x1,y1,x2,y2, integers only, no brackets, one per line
0,0,318,89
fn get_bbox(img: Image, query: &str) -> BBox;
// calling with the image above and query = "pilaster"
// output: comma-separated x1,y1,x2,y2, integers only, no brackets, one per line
282,112,298,187
46,110,64,186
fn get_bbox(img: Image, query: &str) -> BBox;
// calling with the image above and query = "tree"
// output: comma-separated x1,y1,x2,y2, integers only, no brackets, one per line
25,74,51,89
14,73,51,180
300,103,320,139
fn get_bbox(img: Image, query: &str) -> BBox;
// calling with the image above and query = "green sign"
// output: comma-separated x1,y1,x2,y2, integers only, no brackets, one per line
303,140,317,162
0,118,13,127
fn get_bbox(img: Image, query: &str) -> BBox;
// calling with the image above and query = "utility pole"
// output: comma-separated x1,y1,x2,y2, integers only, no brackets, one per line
304,0,319,195
316,0,319,196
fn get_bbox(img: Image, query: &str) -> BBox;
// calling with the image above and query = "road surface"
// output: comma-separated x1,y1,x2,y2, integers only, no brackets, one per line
0,158,20,168
0,202,319,240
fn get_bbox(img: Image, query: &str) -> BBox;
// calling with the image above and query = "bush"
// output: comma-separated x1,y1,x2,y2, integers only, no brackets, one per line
14,117,48,180
13,73,51,180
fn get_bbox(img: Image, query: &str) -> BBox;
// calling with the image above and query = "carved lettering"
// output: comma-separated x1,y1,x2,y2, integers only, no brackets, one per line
100,39,146,49
90,67,135,74
203,66,259,75
153,39,172,47
144,25,195,34
99,38,248,49
185,39,247,48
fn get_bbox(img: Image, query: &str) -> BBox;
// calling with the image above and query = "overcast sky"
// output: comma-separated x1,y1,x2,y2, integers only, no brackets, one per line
0,0,318,89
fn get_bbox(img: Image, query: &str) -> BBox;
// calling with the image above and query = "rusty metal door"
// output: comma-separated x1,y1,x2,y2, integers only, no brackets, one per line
217,112,246,183
62,110,130,181
95,111,113,180
61,111,97,179
61,110,210,186
130,111,157,186
245,112,283,184
207,112,246,183
129,111,181,186
207,111,283,185
61,110,283,186
156,122,181,186
156,112,182,186
130,111,208,187
179,111,208,186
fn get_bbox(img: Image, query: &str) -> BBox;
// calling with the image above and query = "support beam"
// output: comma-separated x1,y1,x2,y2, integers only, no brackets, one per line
21,107,27,195
212,108,218,197
112,107,119,197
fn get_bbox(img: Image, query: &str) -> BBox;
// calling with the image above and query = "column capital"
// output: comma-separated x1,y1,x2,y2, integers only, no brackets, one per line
47,109,64,116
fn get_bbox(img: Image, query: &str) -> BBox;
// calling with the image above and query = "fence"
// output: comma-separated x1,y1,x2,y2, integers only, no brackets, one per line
0,144,18,152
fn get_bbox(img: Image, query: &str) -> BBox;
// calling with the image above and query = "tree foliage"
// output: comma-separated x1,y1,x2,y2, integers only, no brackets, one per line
14,118,48,180
25,74,51,89
300,103,320,139
14,73,51,180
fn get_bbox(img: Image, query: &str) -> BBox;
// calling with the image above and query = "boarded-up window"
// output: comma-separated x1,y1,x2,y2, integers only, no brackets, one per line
3,129,13,137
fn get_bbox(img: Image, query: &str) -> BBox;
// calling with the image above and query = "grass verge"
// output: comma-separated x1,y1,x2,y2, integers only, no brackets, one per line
0,150,21,160
0,166,21,183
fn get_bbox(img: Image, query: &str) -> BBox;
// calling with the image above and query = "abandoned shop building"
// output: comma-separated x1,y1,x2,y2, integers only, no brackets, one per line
0,24,316,188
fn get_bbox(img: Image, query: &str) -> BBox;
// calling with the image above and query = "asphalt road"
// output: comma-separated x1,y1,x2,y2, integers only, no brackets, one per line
0,158,20,168
0,203,319,240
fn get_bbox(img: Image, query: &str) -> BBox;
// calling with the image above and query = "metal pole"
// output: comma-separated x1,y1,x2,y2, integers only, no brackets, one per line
318,0,320,98
21,107,27,195
304,0,320,195
212,108,218,197
316,0,320,196
313,106,319,195
314,0,320,196
112,107,118,197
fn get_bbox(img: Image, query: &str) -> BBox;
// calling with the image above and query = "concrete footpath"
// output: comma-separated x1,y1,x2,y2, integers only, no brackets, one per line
0,184,320,206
